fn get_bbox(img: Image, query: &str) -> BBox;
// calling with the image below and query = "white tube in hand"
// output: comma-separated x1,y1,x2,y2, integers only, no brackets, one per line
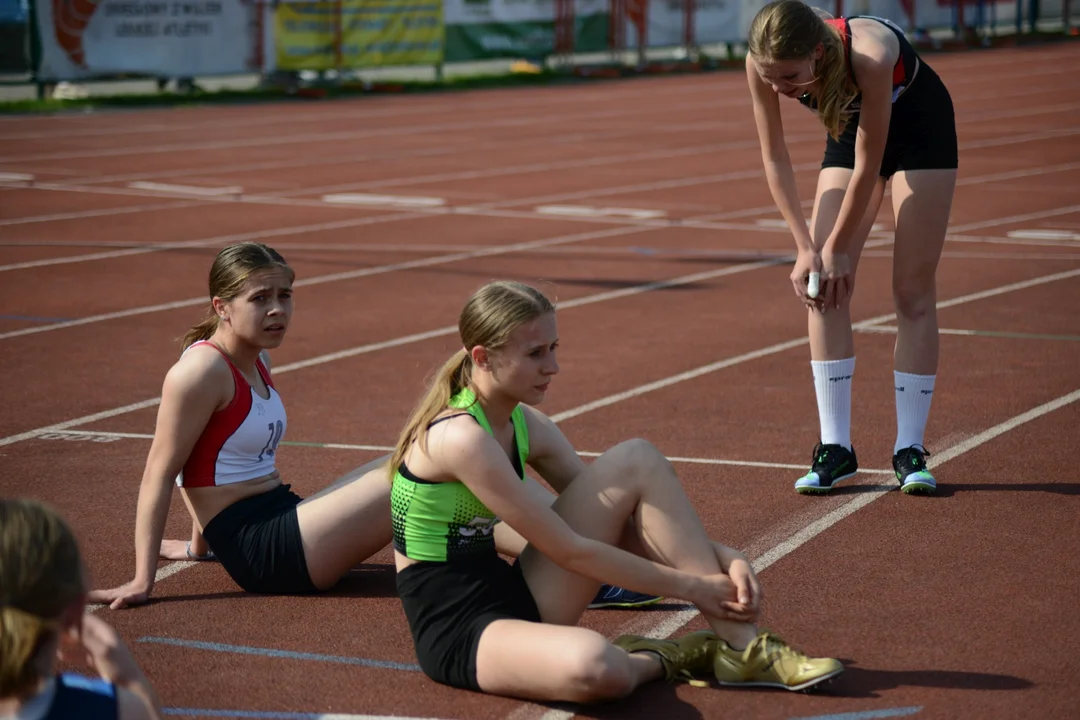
807,272,821,299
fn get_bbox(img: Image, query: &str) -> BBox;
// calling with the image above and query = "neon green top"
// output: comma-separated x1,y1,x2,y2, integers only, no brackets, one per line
390,388,530,562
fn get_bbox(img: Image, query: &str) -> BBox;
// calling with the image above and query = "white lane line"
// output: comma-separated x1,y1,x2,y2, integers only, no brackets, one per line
535,205,667,220
1007,229,1079,241
642,388,1080,644
0,172,34,183
0,252,787,448
128,181,243,197
0,223,654,340
949,205,1080,234
859,326,1080,342
7,247,1080,450
550,266,1080,424
0,198,207,228
0,99,733,165
757,217,885,232
322,193,446,208
37,430,898,474
529,387,1080,720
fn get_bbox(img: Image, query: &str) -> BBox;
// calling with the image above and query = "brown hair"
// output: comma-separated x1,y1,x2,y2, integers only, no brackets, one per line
748,0,857,139
0,499,85,698
180,242,294,351
387,281,556,479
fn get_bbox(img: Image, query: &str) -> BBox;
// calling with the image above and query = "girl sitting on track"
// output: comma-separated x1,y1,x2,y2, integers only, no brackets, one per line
0,498,161,720
89,242,654,611
389,279,842,701
744,0,957,495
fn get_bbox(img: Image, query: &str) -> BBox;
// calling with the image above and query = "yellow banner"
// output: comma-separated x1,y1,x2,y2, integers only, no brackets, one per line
275,0,444,71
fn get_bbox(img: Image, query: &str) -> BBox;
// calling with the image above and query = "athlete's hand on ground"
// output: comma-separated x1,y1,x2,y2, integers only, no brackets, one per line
87,580,152,610
726,557,763,619
691,573,758,623
791,249,823,310
820,248,853,310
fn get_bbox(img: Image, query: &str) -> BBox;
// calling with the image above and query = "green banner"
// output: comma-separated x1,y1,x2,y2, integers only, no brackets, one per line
444,14,610,62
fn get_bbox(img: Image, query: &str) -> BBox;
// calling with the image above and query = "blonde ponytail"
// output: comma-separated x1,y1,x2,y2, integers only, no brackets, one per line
180,312,220,352
387,280,556,482
816,24,859,139
388,349,472,480
0,607,54,697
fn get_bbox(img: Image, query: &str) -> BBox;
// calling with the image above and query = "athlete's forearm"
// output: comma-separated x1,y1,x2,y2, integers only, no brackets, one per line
711,542,750,573
763,160,815,252
131,471,175,589
827,163,879,253
565,536,698,601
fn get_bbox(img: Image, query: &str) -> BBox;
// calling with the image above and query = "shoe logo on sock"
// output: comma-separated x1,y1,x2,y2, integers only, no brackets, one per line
829,375,853,382
895,385,905,392
920,389,933,396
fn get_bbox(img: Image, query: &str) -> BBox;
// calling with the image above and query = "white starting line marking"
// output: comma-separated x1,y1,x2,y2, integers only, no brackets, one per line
1006,229,1080,241
322,193,446,208
36,430,896,474
0,172,34,183
128,181,243,196
534,205,667,220
756,217,885,232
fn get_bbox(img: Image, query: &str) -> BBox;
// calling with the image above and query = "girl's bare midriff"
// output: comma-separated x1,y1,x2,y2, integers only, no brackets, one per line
181,471,284,530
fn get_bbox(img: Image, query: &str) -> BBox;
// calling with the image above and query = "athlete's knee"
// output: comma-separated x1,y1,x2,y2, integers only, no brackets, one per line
892,272,937,321
609,438,673,482
561,637,635,701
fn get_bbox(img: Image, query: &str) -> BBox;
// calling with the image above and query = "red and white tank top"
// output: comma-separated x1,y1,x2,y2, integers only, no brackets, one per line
175,341,287,488
799,16,921,113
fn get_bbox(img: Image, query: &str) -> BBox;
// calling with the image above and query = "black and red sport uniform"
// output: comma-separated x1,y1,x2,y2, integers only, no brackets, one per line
799,15,959,178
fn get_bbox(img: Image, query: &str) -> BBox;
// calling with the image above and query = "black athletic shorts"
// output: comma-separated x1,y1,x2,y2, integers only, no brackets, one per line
823,61,958,178
201,483,319,595
397,552,542,691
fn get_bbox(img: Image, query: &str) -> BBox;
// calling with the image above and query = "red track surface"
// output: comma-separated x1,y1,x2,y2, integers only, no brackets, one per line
2,42,1079,720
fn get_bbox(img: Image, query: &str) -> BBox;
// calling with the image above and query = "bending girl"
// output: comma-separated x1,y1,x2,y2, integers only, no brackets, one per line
745,0,957,495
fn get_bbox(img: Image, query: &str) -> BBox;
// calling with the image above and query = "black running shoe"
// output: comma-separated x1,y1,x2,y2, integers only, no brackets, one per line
794,442,858,495
893,445,936,494
588,584,663,609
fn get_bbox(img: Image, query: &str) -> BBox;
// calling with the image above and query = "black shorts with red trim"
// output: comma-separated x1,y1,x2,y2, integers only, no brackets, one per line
822,62,958,179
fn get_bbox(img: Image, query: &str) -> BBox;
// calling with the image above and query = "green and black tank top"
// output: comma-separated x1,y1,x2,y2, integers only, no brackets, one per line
391,388,530,562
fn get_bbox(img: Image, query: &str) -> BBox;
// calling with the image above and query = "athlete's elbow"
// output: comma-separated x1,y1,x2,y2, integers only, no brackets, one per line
140,455,181,491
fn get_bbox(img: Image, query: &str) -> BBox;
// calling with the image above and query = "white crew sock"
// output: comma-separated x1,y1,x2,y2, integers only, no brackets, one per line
811,358,855,450
894,371,936,454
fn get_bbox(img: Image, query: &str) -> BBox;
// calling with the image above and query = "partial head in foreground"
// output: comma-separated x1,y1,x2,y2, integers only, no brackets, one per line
0,498,85,700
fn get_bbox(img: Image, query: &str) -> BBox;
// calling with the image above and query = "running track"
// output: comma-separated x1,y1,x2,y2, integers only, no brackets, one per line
2,42,1079,720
